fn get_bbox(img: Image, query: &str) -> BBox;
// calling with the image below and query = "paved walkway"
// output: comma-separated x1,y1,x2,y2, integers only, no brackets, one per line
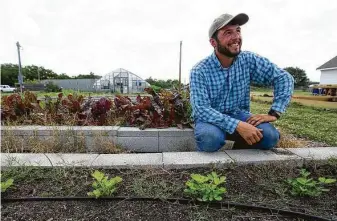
1,147,336,169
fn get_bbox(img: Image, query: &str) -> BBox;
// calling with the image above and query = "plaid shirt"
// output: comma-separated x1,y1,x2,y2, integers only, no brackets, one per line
189,51,294,134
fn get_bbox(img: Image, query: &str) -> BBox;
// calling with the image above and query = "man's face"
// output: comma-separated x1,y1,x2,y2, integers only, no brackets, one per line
212,25,242,57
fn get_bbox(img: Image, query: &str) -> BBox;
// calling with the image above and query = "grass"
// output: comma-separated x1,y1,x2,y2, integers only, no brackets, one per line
250,100,337,146
252,96,337,109
251,87,312,96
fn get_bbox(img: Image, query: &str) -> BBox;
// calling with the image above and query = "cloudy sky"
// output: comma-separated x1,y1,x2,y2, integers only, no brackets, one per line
1,0,337,82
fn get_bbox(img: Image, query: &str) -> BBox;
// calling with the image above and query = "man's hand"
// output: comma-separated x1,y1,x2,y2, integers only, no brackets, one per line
246,114,277,127
236,121,263,145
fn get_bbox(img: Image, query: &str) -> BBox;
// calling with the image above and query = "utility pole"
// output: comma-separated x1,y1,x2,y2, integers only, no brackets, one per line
178,41,182,93
16,42,23,93
37,67,41,82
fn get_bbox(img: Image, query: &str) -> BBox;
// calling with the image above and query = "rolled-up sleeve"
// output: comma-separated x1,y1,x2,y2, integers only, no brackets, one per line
190,68,239,134
248,52,294,113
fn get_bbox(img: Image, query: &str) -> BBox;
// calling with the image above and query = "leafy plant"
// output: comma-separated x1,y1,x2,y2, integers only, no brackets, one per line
87,170,122,198
45,81,61,92
184,172,227,202
1,174,14,193
287,169,336,197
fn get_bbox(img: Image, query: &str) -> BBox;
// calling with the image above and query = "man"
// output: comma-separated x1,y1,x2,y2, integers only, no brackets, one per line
189,13,294,151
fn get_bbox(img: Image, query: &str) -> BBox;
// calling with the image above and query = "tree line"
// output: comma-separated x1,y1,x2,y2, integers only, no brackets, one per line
1,63,100,86
1,63,315,88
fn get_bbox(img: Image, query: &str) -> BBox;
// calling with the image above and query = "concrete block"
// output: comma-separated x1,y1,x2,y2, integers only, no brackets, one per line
1,153,52,167
85,136,117,152
75,126,119,136
118,127,158,137
44,153,99,166
91,153,163,168
286,147,337,160
159,137,196,152
158,128,194,137
117,137,158,152
163,152,233,169
224,149,303,165
1,126,40,136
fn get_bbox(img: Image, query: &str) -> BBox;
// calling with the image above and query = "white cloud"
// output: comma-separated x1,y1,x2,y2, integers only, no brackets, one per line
1,0,336,82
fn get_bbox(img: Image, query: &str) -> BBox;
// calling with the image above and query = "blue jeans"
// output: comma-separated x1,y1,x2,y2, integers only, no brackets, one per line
194,111,280,152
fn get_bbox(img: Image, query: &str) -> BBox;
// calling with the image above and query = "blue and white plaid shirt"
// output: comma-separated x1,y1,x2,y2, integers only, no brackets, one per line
189,51,294,134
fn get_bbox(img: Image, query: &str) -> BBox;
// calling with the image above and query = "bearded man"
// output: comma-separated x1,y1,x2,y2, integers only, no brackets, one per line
190,13,294,151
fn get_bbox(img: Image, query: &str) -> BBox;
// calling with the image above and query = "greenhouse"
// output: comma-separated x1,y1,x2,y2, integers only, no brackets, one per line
93,68,150,94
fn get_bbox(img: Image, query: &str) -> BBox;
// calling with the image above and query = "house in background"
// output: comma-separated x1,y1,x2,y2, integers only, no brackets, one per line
316,55,337,84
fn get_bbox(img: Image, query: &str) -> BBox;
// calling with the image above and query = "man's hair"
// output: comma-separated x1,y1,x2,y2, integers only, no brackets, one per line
211,30,219,42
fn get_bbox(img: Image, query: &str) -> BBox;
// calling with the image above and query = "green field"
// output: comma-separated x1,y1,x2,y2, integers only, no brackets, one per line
252,96,337,110
250,100,337,146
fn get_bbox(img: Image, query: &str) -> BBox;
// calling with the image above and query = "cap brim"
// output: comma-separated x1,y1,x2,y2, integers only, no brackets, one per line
218,13,249,30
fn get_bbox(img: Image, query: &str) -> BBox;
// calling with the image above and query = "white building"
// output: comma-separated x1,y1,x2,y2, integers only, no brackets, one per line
317,55,337,84
93,68,150,94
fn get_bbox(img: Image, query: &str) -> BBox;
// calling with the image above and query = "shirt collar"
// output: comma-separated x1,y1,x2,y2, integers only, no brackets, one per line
211,51,239,70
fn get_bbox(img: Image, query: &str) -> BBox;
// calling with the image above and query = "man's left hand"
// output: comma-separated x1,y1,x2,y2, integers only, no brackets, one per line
246,114,277,127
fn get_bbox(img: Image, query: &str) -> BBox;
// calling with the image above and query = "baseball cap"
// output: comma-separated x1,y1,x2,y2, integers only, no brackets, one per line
208,13,249,38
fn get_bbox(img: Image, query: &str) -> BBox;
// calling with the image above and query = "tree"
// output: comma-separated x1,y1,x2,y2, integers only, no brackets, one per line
55,73,71,79
1,63,19,86
284,67,309,88
23,65,58,81
74,72,101,79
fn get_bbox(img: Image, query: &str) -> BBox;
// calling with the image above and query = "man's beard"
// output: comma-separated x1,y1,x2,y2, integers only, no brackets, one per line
216,41,241,58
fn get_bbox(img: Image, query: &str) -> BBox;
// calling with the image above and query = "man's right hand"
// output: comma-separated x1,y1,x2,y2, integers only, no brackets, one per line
235,121,263,145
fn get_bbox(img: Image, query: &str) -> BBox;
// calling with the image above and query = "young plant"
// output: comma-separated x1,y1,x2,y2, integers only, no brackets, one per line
184,171,227,202
87,170,122,198
287,169,336,197
1,174,14,193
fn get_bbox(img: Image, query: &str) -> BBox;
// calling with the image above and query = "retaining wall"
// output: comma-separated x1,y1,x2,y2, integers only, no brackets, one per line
1,126,202,153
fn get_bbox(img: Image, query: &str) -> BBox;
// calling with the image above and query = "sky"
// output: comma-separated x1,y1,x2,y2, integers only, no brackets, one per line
1,0,337,83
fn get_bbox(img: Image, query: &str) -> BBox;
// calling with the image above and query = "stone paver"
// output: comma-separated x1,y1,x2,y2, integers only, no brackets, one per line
224,149,303,165
44,153,99,166
1,153,51,167
286,147,337,160
91,153,163,168
163,152,233,169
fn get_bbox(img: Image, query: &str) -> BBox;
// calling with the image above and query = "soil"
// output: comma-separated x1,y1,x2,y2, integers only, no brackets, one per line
1,161,337,220
1,201,307,221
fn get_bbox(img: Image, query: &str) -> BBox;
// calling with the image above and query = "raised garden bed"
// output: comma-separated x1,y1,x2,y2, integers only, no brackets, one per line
1,161,337,220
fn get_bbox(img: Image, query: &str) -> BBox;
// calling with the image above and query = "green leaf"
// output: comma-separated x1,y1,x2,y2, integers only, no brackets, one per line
1,178,14,193
93,189,101,198
91,170,105,182
318,177,326,183
322,178,336,184
191,174,209,183
214,196,222,201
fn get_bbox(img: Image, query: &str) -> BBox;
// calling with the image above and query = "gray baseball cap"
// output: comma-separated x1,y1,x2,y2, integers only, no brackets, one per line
209,13,249,38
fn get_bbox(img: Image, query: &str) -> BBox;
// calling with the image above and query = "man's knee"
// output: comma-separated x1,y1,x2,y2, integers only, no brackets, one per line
259,125,280,150
195,126,225,152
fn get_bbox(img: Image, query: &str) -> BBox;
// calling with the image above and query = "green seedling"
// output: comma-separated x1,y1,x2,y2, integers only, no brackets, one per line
87,170,122,198
184,171,227,202
1,174,14,193
287,169,336,197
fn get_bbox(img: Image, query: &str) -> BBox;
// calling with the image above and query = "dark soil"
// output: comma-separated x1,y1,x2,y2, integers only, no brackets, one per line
1,201,307,221
1,161,337,220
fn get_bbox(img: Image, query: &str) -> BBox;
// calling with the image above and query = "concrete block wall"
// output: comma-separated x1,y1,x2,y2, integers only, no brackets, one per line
1,126,198,153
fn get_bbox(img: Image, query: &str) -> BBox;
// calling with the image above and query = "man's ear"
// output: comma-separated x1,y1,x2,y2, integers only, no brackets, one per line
210,38,217,49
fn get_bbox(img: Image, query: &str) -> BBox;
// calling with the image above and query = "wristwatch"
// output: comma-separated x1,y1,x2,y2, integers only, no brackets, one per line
268,109,281,119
